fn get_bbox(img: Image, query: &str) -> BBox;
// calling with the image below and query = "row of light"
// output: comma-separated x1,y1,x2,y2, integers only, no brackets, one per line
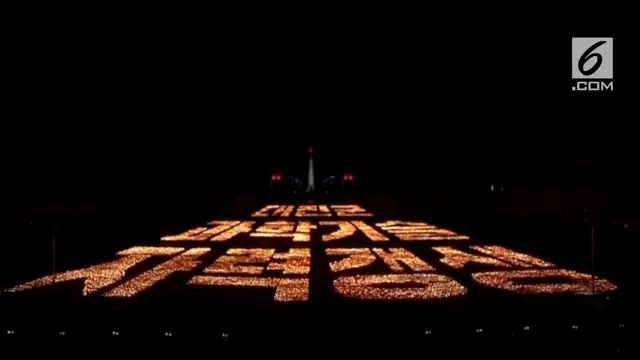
6,324,630,337
252,204,373,218
2,245,618,298
162,220,403,242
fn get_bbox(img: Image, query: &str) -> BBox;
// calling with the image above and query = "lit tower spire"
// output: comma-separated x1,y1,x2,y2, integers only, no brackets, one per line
306,146,315,192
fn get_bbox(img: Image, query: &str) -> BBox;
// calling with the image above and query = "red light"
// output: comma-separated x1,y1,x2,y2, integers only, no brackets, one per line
272,173,281,181
308,146,313,153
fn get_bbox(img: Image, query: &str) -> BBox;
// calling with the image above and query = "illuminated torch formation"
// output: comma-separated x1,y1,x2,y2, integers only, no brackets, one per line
1,204,618,302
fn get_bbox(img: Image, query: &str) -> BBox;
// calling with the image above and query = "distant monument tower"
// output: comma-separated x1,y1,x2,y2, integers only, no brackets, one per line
306,146,315,192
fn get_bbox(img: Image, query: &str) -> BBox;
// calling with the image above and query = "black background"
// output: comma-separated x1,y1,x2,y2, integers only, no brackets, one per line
0,5,637,350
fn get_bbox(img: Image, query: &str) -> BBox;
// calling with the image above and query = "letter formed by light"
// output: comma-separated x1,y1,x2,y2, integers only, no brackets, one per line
272,205,295,217
472,269,617,295
334,274,467,300
250,221,317,242
190,247,310,301
319,221,388,241
162,221,241,241
210,221,255,241
372,248,434,272
266,248,311,274
204,248,276,274
331,205,373,217
252,205,280,217
433,246,558,270
295,205,331,217
326,248,377,272
2,246,183,296
160,227,208,241
376,221,469,241
320,221,356,241
104,248,210,297
351,221,389,241
189,276,308,302
470,246,555,268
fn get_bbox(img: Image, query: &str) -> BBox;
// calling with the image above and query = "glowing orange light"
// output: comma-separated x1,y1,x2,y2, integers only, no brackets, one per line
204,248,275,275
250,221,296,237
252,205,280,217
189,276,308,302
472,269,617,294
334,274,467,300
372,248,434,272
376,221,469,241
272,205,295,217
326,248,377,273
432,246,512,269
295,205,331,217
320,221,356,241
210,221,255,241
267,248,311,274
162,221,241,242
249,221,316,242
2,246,183,295
470,246,556,268
160,227,208,241
293,221,316,242
104,248,210,297
331,205,372,217
351,221,389,241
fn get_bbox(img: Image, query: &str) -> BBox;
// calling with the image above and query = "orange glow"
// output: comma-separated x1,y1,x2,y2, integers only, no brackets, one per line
162,221,241,241
352,221,389,241
189,276,308,302
376,221,469,240
331,205,373,217
293,221,316,242
272,205,295,217
470,246,556,268
204,248,275,274
472,269,617,294
267,248,311,274
372,248,434,272
160,227,208,241
210,221,255,241
250,221,296,237
2,246,184,295
249,221,316,242
432,246,512,269
295,205,331,217
320,221,356,241
326,248,377,273
252,205,280,217
334,274,467,300
104,248,210,297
